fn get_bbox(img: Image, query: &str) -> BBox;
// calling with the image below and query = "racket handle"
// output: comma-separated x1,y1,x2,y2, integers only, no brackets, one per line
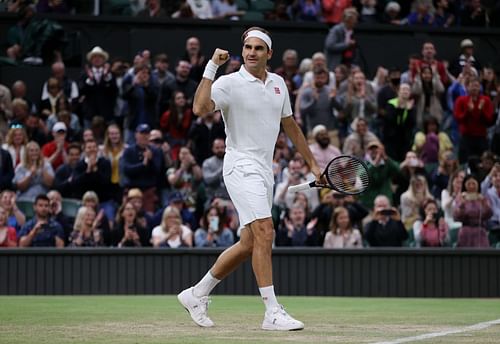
288,181,316,193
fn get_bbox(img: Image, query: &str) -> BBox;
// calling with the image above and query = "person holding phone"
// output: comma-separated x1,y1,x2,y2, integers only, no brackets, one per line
364,194,408,247
413,199,449,247
194,206,234,248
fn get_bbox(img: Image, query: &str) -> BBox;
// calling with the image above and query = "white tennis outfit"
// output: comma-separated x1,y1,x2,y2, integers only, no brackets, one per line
212,65,292,226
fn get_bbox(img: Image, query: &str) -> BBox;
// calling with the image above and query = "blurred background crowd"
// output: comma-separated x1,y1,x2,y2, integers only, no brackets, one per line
0,0,499,250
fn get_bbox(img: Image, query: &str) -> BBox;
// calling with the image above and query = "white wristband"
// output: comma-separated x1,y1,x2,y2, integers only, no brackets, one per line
203,60,219,81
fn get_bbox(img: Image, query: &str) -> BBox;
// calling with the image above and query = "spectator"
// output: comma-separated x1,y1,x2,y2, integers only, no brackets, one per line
290,0,322,22
187,0,214,19
68,206,104,247
0,83,13,123
322,0,353,26
406,1,433,25
126,188,151,230
168,191,197,232
301,52,336,90
460,0,486,27
136,0,167,17
416,42,449,86
0,206,17,247
158,60,198,114
42,122,68,170
53,143,81,199
323,206,362,248
481,66,500,104
194,205,234,247
47,189,72,244
342,117,378,159
449,39,481,78
381,1,403,24
114,201,147,247
39,77,63,120
400,174,433,230
324,7,359,70
122,63,159,141
152,53,175,87
274,49,299,90
212,0,243,20
151,206,193,247
99,124,127,203
18,194,64,247
413,116,453,165
181,37,208,82
13,141,54,201
454,77,495,164
81,191,112,245
47,97,81,141
411,65,445,128
2,124,27,169
453,174,492,247
202,138,228,204
364,195,408,246
359,140,401,209
171,1,195,18
79,46,118,126
446,64,477,112
382,83,416,162
413,198,448,247
432,0,455,28
41,62,79,104
223,55,242,75
481,163,500,245
441,169,465,227
73,139,113,212
394,150,427,204
429,150,459,199
0,190,25,232
167,146,203,210
377,67,401,118
188,110,226,165
6,3,36,61
299,65,341,133
276,202,319,246
120,124,164,213
11,80,35,114
160,91,193,160
308,124,341,170
341,70,377,127
24,113,48,147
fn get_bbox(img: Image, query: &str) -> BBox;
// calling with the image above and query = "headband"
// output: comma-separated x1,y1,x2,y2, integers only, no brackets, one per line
244,30,272,49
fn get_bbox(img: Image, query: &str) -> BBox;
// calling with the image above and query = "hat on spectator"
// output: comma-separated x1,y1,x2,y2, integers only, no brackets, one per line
52,122,67,133
367,140,382,149
136,123,151,133
312,124,327,137
169,192,184,203
460,39,474,49
86,46,109,62
127,188,143,199
385,1,400,13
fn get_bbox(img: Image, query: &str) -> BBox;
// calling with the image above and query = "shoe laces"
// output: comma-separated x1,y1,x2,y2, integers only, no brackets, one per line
273,305,293,320
199,296,211,312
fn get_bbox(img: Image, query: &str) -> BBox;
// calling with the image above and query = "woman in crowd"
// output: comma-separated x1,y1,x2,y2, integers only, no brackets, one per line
38,77,62,120
453,174,492,247
413,199,449,247
323,206,362,248
430,150,460,199
68,206,104,247
400,174,433,230
411,65,445,128
276,202,318,246
151,206,193,248
13,141,54,201
342,70,377,124
99,124,127,203
114,201,148,247
160,91,193,161
0,206,17,247
2,124,28,168
413,116,453,165
166,146,202,209
0,190,25,231
81,191,111,244
194,206,234,248
394,150,427,206
441,169,466,226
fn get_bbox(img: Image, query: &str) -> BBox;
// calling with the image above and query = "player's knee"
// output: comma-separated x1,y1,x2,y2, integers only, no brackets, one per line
251,219,274,243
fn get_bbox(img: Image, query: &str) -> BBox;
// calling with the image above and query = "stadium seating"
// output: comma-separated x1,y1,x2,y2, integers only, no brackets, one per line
61,199,82,219
16,200,34,220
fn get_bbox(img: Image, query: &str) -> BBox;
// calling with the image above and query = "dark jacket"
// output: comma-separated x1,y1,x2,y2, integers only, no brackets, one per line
73,157,112,201
120,144,164,189
364,219,408,247
383,98,416,162
0,149,14,191
54,163,79,198
122,74,159,130
79,67,118,122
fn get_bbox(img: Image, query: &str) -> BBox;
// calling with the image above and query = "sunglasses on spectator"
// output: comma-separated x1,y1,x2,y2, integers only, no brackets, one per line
9,123,24,129
150,138,163,144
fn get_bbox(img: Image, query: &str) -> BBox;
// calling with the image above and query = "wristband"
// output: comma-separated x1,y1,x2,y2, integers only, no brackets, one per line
203,60,219,81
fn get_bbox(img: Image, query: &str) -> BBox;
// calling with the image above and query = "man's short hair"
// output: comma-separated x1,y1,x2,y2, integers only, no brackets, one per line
154,53,169,64
313,65,328,75
67,143,82,154
35,194,50,204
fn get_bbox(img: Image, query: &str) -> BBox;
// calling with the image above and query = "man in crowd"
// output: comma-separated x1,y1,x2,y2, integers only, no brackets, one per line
308,124,341,170
364,195,408,247
42,122,68,170
202,138,228,204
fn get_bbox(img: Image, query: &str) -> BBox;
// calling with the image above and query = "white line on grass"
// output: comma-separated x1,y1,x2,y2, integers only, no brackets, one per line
372,318,500,344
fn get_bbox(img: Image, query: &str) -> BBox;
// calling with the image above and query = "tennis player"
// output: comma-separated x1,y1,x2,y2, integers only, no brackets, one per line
178,27,322,331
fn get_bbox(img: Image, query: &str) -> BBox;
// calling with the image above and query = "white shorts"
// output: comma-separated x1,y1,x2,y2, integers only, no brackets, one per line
223,164,273,227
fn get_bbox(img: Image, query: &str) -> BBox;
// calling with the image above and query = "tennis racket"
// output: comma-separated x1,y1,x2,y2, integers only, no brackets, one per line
288,155,370,195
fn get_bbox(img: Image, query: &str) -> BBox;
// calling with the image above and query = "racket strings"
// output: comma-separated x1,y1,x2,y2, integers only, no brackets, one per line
327,158,369,193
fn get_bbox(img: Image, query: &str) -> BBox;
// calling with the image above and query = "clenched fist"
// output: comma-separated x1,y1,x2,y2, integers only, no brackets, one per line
211,48,230,66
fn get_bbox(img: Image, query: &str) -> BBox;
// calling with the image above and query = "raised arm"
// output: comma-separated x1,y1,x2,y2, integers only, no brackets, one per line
193,48,229,117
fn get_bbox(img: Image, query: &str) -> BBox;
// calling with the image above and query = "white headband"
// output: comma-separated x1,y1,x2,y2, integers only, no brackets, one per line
244,30,272,49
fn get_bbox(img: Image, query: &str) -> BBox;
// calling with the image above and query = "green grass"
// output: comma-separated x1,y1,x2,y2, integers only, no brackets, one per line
0,296,499,343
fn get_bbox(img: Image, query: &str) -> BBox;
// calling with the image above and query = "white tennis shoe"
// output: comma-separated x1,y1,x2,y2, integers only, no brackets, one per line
261,305,304,331
177,287,214,327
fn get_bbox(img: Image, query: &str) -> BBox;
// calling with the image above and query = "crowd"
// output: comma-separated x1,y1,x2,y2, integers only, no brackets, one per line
0,4,499,249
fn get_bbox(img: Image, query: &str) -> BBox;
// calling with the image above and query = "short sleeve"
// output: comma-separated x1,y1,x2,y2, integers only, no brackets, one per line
281,80,293,118
44,161,55,176
13,166,28,184
211,76,231,113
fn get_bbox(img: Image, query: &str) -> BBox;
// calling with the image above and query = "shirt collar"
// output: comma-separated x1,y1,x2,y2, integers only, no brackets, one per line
239,65,272,84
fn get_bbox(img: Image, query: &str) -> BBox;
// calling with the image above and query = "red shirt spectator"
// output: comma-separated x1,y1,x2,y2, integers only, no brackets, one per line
454,93,494,137
322,0,352,25
42,122,69,170
160,91,193,160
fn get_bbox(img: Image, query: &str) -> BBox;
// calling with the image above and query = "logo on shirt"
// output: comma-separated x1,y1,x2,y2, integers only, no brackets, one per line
274,87,281,95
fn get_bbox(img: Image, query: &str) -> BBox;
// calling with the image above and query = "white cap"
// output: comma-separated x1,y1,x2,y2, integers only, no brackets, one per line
312,124,327,137
385,1,401,13
53,122,67,132
460,39,474,48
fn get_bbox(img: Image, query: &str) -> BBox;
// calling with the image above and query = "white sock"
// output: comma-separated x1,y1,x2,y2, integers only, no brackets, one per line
193,271,221,297
259,285,279,311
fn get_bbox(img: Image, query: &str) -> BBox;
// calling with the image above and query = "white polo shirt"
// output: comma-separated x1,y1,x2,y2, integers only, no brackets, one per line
212,65,292,184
